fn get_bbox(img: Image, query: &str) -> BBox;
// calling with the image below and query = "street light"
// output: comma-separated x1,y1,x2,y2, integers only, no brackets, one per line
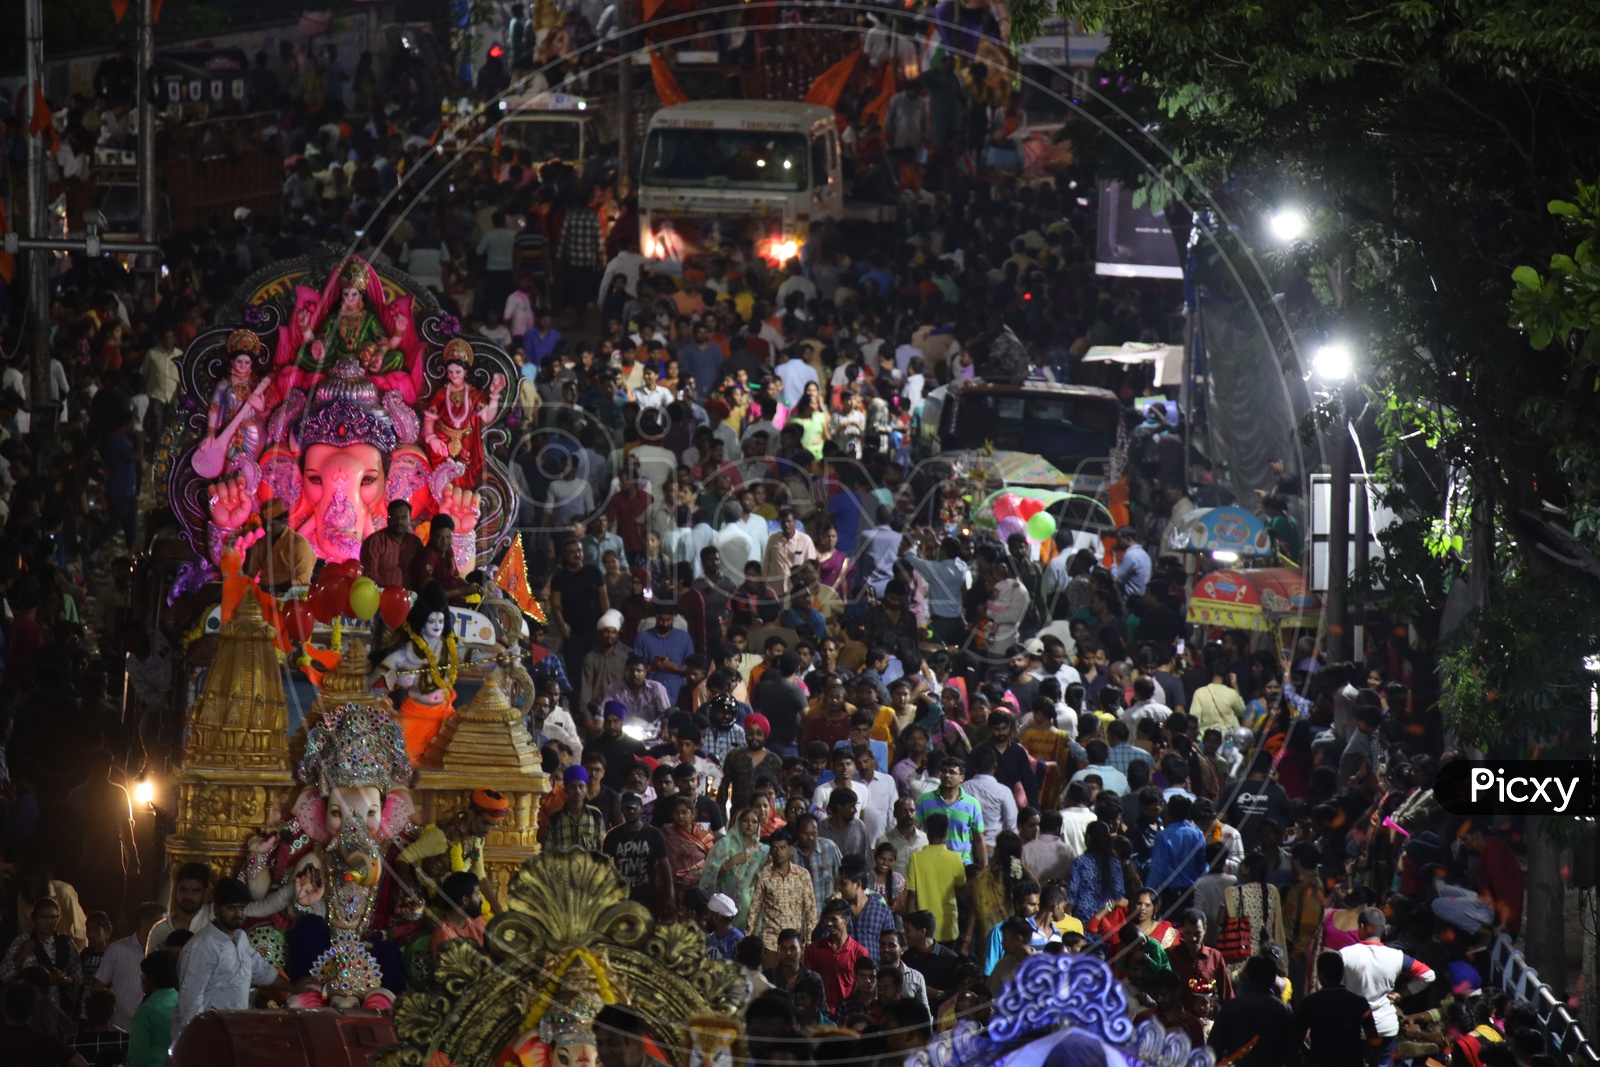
1269,208,1307,243
1313,342,1353,382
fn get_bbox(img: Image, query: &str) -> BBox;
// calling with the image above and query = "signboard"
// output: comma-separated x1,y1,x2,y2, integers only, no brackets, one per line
1094,180,1182,279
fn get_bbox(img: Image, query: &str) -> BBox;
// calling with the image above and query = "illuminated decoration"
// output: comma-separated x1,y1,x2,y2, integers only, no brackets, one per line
377,850,747,1067
911,953,1213,1067
167,248,518,575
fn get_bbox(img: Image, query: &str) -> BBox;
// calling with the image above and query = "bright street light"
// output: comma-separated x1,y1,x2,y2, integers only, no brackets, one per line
1269,208,1307,242
1212,550,1239,563
134,779,155,806
1313,342,1353,382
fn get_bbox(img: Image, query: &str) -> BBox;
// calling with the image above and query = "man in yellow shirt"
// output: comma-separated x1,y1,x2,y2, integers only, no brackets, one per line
901,813,967,947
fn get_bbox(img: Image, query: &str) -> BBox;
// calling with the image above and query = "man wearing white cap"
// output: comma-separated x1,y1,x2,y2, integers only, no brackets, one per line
702,892,745,961
581,609,632,715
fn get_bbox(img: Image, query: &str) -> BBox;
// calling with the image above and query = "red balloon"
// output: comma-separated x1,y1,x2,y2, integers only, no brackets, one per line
332,559,363,579
379,586,412,629
993,493,1021,521
282,600,315,643
326,574,353,614
1017,497,1045,520
307,578,336,624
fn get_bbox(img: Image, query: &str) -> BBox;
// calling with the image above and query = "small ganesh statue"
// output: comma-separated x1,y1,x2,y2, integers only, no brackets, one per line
241,701,415,1006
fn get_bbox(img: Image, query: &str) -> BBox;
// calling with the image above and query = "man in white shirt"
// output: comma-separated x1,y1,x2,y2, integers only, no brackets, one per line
853,745,899,847
875,797,928,878
142,329,184,435
145,863,214,954
173,879,290,1038
761,508,816,597
1123,676,1173,731
964,747,1018,846
1058,782,1097,855
503,275,537,338
715,502,760,581
95,902,166,1029
633,363,674,411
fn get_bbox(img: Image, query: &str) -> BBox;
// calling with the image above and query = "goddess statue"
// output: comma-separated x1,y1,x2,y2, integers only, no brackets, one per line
423,339,507,490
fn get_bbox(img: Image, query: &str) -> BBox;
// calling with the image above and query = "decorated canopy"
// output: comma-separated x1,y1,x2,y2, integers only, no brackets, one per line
1166,505,1274,558
1187,567,1322,632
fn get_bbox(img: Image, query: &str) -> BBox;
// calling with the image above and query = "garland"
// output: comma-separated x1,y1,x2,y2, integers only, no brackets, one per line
404,624,460,691
520,948,617,1031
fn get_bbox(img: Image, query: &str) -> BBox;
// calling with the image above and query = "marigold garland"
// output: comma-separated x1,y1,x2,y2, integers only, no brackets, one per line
520,948,616,1031
404,623,460,691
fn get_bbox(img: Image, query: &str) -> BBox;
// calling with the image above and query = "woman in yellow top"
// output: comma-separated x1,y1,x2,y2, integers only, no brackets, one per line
1191,644,1248,737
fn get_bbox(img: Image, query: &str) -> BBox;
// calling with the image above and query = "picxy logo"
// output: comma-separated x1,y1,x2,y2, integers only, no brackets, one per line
1432,760,1596,816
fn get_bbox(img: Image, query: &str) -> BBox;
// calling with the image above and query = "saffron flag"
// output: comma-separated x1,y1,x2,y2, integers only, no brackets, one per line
29,83,60,157
495,534,546,623
804,49,860,109
860,61,896,130
110,0,129,22
642,0,667,21
649,47,688,108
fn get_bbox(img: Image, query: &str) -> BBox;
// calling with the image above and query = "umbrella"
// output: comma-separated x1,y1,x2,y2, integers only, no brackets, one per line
983,451,1075,487
1166,506,1273,558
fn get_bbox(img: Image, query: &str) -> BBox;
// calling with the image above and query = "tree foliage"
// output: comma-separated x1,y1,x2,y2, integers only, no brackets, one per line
1017,0,1600,746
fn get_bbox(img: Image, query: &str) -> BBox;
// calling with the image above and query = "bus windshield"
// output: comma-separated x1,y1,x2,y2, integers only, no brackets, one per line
641,129,808,192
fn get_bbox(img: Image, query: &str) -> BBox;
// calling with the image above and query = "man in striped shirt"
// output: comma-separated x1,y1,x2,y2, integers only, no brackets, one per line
913,758,989,867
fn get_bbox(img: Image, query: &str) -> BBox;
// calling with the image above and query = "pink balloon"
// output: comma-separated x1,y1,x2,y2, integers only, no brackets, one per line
994,493,1021,521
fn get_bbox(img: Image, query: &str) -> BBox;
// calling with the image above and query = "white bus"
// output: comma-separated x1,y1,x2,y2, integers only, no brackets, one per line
638,100,843,266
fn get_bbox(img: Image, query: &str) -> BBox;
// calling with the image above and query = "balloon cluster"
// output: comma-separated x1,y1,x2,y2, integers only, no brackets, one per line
282,563,416,641
993,493,1058,546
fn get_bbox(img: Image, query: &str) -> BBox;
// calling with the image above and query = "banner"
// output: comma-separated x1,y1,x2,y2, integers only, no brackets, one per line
649,46,688,107
1094,180,1181,279
804,49,860,109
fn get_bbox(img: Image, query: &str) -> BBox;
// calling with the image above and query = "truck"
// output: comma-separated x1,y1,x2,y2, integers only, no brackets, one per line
637,100,843,265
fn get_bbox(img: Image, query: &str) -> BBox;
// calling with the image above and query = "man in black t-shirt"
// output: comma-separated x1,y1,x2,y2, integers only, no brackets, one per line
603,792,674,918
549,538,608,704
1227,751,1292,842
753,650,808,758
1295,952,1381,1066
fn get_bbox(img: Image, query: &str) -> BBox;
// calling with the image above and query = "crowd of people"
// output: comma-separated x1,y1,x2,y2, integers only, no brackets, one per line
0,6,1550,1067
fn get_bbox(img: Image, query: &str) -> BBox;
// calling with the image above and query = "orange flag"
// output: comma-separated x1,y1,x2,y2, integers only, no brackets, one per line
649,47,688,107
642,0,667,21
804,49,860,110
110,0,129,22
495,534,546,623
29,83,60,157
860,61,896,130
0,197,13,285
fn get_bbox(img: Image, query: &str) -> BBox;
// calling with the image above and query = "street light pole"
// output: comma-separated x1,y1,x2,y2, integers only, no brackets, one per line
24,0,52,438
1325,396,1351,662
615,3,632,198
136,0,158,310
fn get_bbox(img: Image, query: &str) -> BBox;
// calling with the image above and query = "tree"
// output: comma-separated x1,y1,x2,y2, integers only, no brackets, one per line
1015,0,1600,999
